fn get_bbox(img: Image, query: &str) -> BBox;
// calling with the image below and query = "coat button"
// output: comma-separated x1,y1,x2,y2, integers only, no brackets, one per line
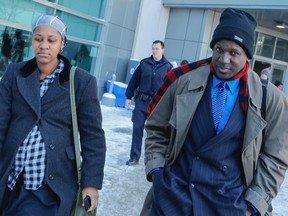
48,174,54,180
191,183,195,188
49,144,55,150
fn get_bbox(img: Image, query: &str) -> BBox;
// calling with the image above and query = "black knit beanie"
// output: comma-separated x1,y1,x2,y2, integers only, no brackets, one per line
210,8,257,59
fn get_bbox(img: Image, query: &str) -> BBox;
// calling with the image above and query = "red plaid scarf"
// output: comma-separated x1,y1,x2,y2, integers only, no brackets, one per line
147,57,249,117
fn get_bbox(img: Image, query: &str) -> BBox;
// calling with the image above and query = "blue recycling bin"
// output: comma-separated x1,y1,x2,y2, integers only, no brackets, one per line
106,81,127,107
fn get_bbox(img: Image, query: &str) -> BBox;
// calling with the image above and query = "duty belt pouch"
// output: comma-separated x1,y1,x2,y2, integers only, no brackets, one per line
140,94,151,102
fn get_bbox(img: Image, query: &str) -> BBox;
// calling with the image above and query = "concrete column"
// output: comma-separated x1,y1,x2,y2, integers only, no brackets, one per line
131,0,170,60
198,9,221,59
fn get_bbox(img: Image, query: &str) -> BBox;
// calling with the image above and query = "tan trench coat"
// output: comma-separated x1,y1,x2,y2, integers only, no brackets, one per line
142,65,288,216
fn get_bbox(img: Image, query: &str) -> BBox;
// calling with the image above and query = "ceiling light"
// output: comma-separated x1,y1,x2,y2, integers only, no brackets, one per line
275,20,288,29
276,23,285,29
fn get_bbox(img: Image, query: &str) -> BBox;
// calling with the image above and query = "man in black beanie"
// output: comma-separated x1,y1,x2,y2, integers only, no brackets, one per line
141,8,288,216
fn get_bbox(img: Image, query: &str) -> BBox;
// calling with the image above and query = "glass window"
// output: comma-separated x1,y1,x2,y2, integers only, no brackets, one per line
272,67,284,84
0,24,97,77
255,33,275,58
0,0,52,26
0,1,103,77
0,1,103,42
58,0,107,19
63,41,98,74
57,11,102,41
0,25,32,75
274,38,288,62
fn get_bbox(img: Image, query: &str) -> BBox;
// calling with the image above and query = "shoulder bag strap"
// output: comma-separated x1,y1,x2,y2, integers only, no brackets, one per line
69,66,82,186
261,79,267,120
261,79,268,142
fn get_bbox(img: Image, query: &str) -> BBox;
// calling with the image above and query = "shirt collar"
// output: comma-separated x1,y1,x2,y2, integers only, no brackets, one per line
40,59,64,80
212,75,240,94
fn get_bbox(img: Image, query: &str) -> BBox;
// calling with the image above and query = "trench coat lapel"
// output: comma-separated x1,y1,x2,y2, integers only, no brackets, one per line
176,92,201,141
176,68,210,146
17,71,41,118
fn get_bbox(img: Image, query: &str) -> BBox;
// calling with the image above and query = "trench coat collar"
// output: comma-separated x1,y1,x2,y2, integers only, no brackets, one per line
178,67,264,123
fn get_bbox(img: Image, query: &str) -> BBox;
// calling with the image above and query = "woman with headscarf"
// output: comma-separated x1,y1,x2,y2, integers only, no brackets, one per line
0,14,106,215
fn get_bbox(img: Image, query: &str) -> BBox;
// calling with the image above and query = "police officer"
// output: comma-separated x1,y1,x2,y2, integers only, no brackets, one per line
125,40,172,166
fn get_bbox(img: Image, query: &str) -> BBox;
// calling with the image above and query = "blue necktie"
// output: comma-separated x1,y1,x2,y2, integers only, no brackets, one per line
212,82,227,131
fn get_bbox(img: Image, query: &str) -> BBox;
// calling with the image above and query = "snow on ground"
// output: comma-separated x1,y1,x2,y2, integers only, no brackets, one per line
97,105,288,216
97,106,150,216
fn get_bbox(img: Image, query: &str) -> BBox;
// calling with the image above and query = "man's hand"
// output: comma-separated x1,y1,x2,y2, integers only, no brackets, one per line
82,187,98,212
126,99,132,109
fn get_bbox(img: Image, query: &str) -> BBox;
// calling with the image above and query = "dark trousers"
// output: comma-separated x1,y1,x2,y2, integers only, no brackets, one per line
1,182,59,216
129,108,147,161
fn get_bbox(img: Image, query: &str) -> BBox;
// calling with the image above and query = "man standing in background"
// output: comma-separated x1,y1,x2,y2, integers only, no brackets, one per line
10,29,25,63
260,67,271,81
125,40,172,166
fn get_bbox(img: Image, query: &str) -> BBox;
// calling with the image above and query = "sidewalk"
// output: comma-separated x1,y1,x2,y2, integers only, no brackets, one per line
98,105,288,216
97,106,150,216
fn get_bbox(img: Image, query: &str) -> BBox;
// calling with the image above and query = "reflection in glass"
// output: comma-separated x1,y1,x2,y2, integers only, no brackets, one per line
0,27,32,76
59,41,98,74
274,38,288,62
255,33,275,58
57,0,107,19
10,29,25,63
0,30,11,74
0,24,97,77
57,11,102,41
0,0,104,78
0,0,50,26
272,68,283,84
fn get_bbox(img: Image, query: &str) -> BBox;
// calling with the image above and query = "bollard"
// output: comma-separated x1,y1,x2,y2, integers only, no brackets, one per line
101,74,116,107
108,74,116,93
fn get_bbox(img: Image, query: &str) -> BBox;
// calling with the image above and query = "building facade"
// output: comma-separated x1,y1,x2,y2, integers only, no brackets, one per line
0,0,288,96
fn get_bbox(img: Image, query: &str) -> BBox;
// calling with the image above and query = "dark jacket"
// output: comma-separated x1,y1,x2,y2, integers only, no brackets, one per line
125,55,172,99
0,55,106,215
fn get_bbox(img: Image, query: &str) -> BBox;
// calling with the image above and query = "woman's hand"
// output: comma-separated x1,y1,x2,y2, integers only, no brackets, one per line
82,187,99,212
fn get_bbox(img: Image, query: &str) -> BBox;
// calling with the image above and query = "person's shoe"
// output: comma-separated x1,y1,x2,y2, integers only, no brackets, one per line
126,159,139,166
